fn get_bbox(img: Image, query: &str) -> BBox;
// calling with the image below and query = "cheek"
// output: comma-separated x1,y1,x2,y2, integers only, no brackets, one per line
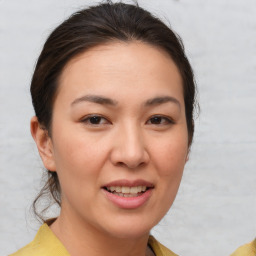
52,132,104,188
53,126,101,167
154,137,187,204
52,138,104,208
148,135,187,223
151,133,188,177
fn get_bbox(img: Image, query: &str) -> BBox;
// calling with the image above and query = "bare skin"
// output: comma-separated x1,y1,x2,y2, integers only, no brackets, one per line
31,41,188,256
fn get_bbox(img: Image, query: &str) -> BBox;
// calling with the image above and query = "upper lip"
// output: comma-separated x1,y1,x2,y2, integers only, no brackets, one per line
102,179,154,188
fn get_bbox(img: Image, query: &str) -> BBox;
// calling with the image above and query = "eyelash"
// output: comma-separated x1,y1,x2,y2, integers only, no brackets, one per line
81,115,110,125
81,114,174,127
146,115,174,125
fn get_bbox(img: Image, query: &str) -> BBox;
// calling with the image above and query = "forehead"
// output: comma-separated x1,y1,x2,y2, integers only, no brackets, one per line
57,41,184,105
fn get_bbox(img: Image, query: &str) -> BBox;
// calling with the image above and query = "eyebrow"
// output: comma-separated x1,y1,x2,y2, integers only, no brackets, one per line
71,94,118,106
144,96,181,108
71,94,180,109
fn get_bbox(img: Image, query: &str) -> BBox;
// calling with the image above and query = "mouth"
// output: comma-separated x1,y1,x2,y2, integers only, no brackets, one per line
103,185,150,197
101,179,154,209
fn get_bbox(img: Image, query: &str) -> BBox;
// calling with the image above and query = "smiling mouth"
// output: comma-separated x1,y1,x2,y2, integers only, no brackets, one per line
104,186,150,197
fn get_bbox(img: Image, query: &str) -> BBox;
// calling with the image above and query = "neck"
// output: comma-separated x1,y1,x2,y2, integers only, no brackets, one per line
50,212,153,256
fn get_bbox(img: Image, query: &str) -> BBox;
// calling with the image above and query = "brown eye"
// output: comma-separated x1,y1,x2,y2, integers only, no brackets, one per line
147,115,173,125
150,116,163,124
89,116,102,124
81,115,110,125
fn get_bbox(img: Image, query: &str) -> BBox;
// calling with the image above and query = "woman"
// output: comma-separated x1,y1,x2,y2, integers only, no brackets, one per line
10,1,196,256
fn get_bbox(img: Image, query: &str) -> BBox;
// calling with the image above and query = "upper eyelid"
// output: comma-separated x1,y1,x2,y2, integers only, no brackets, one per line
81,114,106,119
79,114,174,124
81,114,111,124
147,115,174,122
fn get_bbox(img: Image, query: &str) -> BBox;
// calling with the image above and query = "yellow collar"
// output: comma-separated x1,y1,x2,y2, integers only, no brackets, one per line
11,224,177,256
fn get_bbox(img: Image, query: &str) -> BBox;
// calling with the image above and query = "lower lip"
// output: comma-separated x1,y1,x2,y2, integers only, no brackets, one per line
102,189,153,209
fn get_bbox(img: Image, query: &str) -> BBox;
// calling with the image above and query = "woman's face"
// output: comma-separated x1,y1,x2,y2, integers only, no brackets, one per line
39,41,188,238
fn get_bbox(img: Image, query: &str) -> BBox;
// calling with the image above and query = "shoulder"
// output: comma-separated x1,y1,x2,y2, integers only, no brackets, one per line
9,224,70,256
230,239,256,256
148,235,178,256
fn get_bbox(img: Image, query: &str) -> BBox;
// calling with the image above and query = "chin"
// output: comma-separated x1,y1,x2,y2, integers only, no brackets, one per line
99,215,158,240
106,226,151,240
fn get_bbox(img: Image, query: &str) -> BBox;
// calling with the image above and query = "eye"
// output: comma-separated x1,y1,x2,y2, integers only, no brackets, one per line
81,115,110,125
146,115,174,125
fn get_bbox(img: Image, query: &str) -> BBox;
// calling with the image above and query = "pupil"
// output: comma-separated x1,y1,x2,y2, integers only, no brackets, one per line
90,116,101,124
151,117,161,124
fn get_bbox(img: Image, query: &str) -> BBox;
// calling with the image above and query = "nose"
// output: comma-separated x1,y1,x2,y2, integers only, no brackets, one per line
110,124,149,169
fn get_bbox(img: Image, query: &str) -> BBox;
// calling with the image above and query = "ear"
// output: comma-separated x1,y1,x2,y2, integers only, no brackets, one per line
30,116,56,171
186,154,189,162
185,147,190,163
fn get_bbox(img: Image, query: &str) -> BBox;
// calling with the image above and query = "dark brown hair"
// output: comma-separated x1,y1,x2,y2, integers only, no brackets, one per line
31,1,198,221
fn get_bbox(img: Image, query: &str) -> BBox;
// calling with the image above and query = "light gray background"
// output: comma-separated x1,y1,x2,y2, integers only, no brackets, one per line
0,0,255,255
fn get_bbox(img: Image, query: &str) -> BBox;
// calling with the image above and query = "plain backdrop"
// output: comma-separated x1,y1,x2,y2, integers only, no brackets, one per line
0,0,255,255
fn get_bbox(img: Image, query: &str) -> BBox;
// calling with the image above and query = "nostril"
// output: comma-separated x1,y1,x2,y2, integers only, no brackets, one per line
122,161,145,169
113,155,149,169
109,138,149,168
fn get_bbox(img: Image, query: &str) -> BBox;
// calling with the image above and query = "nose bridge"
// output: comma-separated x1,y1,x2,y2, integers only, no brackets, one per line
111,121,149,168
124,122,143,155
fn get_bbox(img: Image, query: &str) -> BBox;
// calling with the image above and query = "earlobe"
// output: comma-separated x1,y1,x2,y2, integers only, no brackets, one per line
30,116,56,171
185,148,190,162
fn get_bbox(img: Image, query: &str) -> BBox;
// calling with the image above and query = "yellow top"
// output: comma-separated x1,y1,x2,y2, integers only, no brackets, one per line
9,224,177,256
230,239,256,256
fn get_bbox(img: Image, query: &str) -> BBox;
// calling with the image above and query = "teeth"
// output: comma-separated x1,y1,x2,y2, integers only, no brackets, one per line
116,186,121,192
106,186,147,194
114,192,140,197
130,187,138,193
122,187,130,193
